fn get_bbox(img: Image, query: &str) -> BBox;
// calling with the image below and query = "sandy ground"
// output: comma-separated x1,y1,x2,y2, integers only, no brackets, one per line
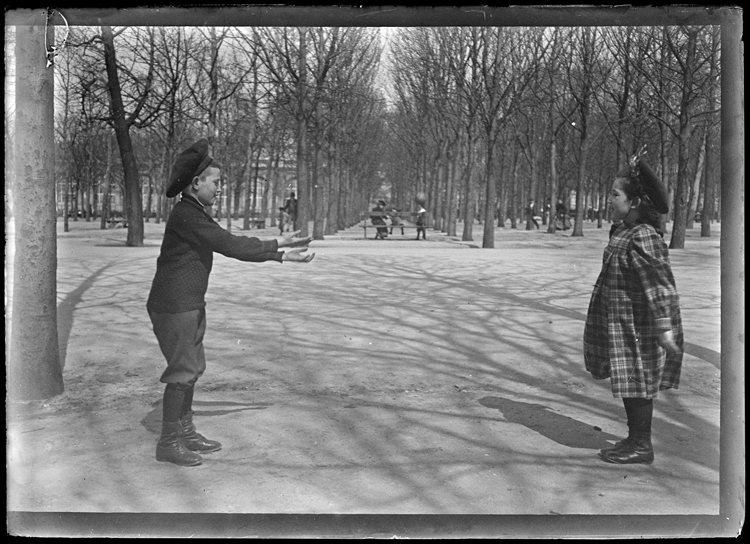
6,217,726,536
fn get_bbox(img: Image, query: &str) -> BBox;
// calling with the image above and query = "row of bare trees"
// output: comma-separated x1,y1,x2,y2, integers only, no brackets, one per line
18,25,722,250
385,26,721,248
50,26,389,245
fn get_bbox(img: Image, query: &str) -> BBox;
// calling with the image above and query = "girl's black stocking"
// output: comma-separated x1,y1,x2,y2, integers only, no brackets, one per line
623,397,653,437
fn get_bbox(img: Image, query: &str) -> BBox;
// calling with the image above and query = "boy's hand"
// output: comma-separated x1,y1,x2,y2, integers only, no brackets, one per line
279,230,312,248
657,330,681,355
282,248,315,263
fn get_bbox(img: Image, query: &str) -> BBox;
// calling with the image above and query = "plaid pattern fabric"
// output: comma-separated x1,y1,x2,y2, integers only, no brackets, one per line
584,223,684,398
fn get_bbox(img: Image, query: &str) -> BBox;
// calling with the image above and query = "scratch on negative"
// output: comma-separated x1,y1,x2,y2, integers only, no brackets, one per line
354,8,398,18
462,9,487,21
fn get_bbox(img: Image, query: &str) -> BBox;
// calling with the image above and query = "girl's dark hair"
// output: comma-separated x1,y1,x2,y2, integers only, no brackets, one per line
616,173,664,236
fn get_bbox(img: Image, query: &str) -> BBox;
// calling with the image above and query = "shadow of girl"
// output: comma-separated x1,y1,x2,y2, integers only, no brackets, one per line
479,396,619,450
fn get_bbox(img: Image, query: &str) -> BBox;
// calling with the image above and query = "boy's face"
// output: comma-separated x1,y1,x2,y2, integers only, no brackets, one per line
609,178,633,222
195,167,221,207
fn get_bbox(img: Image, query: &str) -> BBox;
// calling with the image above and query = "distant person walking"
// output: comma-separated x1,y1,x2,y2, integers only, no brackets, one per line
284,192,298,230
584,148,683,465
526,199,539,230
415,204,427,240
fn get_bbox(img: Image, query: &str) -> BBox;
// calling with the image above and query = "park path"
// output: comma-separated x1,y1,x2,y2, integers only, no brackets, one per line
7,218,723,536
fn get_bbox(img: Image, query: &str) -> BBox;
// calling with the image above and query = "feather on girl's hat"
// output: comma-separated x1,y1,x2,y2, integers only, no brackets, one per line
166,139,214,198
618,145,670,214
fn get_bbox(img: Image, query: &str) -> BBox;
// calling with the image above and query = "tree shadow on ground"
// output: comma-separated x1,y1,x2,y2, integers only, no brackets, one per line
57,265,111,370
478,396,620,450
140,399,272,435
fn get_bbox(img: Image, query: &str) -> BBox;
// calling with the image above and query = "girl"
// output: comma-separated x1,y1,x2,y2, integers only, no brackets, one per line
584,148,684,465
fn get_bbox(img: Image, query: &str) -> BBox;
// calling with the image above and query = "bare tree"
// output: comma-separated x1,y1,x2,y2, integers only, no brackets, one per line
566,27,608,237
477,27,547,248
100,25,156,246
700,26,720,238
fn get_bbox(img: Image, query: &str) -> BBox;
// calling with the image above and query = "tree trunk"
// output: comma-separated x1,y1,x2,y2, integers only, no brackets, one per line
312,102,325,240
243,143,253,231
547,133,558,234
225,167,232,232
101,25,144,247
509,147,519,229
701,26,720,238
325,137,339,235
669,28,699,249
571,145,588,237
686,127,707,229
461,135,476,242
63,173,70,232
9,19,64,400
446,146,458,236
100,134,114,229
482,136,496,248
296,28,309,237
144,143,153,223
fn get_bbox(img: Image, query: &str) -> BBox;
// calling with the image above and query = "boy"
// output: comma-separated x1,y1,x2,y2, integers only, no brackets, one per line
147,139,314,467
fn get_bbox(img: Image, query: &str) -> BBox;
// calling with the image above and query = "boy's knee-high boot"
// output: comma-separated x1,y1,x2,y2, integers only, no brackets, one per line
180,410,222,453
156,421,203,466
156,383,202,466
178,381,222,453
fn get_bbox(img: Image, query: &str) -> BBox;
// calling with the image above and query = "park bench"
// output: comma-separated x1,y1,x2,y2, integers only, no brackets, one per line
360,211,425,239
107,217,127,228
242,212,266,229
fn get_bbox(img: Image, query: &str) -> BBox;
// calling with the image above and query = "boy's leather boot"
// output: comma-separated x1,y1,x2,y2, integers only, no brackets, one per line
180,410,222,453
156,421,203,466
600,431,654,464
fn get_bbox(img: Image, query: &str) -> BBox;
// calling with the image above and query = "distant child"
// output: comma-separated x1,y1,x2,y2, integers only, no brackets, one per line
389,207,404,235
147,139,314,467
371,199,388,240
415,205,427,240
584,148,683,465
278,207,291,235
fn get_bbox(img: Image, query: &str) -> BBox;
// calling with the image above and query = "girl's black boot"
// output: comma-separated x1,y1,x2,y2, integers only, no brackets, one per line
599,424,635,456
600,430,654,464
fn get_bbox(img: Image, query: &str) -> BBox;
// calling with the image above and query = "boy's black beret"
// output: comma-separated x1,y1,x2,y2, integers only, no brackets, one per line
166,139,214,198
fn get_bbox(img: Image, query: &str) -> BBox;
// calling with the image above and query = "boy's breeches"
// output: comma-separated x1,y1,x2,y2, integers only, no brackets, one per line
149,308,207,385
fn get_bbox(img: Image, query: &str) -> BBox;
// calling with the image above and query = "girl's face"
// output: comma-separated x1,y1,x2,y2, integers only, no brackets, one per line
609,178,634,222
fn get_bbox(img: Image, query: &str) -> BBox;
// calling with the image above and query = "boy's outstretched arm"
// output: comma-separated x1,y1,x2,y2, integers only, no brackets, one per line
278,230,313,248
281,248,315,263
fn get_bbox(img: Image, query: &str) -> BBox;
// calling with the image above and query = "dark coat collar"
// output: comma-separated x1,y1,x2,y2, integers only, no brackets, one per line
180,193,205,210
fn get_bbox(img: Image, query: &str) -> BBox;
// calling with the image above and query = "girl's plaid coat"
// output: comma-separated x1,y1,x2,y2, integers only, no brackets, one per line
584,223,684,398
